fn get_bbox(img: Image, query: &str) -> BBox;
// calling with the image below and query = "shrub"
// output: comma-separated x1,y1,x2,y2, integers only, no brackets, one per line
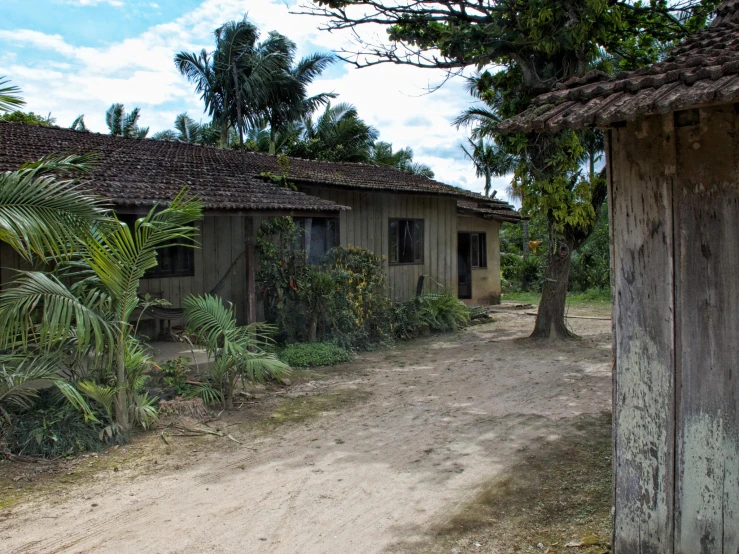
2,390,105,459
324,246,392,349
392,291,471,339
278,342,350,368
257,217,393,350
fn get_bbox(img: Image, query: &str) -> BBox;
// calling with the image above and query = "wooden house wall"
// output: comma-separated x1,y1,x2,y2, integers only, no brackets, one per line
456,215,502,305
299,186,459,301
609,106,738,552
138,215,251,326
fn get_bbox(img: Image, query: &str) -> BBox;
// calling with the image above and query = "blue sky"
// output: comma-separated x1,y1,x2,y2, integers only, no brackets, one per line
0,0,512,197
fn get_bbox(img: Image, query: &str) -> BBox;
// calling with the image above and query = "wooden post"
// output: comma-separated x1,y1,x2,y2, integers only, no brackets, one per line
611,108,739,552
245,216,257,324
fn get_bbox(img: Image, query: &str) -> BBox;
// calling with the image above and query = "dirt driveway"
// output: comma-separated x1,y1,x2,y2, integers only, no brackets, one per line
0,308,613,554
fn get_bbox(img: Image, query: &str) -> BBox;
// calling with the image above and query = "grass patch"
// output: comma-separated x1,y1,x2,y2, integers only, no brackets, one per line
404,413,612,553
278,342,351,368
502,289,611,309
264,389,370,427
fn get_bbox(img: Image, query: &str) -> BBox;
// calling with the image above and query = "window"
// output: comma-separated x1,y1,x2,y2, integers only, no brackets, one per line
118,214,195,278
296,217,340,265
389,219,424,265
470,232,487,269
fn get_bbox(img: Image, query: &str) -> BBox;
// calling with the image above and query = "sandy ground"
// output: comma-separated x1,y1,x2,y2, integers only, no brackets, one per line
0,308,613,554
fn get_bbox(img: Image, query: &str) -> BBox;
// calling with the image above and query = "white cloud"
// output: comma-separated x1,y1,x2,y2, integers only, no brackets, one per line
1,0,513,199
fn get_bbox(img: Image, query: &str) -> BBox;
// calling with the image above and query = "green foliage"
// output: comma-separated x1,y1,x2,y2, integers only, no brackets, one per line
183,294,290,409
0,173,202,432
392,291,471,340
105,103,148,138
501,253,545,293
2,390,104,459
158,357,191,393
0,76,25,113
286,102,379,163
0,111,56,127
256,218,393,349
278,342,350,368
569,203,610,292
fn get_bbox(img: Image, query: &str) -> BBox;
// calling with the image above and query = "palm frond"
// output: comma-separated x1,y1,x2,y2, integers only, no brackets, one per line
0,76,25,113
0,271,115,356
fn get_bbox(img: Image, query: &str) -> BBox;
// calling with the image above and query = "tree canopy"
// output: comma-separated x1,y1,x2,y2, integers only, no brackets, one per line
302,0,717,338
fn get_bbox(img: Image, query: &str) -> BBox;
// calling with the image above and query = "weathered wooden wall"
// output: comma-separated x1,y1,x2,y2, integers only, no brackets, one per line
138,215,251,325
300,186,459,301
610,106,739,553
456,215,502,305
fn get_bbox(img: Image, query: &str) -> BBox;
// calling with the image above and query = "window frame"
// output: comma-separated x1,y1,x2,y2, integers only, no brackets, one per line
295,217,341,265
388,218,425,266
470,232,488,270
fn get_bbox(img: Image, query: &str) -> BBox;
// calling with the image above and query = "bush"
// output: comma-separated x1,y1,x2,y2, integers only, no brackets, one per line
2,390,104,459
392,291,471,339
278,342,350,368
257,217,393,350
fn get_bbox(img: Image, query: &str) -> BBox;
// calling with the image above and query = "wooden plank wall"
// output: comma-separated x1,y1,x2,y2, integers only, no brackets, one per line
301,186,458,301
139,215,250,324
610,115,676,552
673,105,739,552
610,107,739,552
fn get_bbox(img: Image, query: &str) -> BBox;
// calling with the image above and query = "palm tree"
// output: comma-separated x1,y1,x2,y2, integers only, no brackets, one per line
175,18,292,151
184,294,289,409
461,138,516,197
70,115,87,131
259,44,336,155
105,104,149,138
0,154,111,423
372,141,434,178
295,102,379,163
0,187,203,430
152,113,205,143
0,76,25,113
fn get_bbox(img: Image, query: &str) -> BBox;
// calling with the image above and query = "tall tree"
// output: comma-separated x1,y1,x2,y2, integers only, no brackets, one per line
460,138,515,198
105,104,149,138
175,18,293,151
289,102,379,163
259,47,336,154
151,112,220,145
372,141,434,178
302,0,715,339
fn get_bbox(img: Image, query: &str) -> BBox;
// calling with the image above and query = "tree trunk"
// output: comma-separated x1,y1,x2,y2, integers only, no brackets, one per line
224,376,234,411
530,235,575,340
115,333,130,430
269,123,276,156
308,314,318,343
522,220,530,260
220,122,229,149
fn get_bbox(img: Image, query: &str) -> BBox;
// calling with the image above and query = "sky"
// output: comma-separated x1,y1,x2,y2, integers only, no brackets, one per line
0,0,513,198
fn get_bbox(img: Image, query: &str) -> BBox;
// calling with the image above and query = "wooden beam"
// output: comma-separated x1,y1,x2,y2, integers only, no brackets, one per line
245,217,257,324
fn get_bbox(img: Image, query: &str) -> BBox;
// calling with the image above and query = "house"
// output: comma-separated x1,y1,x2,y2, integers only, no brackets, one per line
496,3,739,551
0,121,519,330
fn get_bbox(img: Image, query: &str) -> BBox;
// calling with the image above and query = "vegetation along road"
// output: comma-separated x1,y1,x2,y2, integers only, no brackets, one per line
1,304,613,553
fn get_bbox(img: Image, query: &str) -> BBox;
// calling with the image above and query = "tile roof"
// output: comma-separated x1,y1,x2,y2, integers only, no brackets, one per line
497,2,739,134
0,122,519,220
457,200,522,222
0,121,346,213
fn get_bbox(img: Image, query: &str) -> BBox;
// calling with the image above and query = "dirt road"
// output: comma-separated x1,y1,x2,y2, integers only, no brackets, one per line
1,309,612,553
